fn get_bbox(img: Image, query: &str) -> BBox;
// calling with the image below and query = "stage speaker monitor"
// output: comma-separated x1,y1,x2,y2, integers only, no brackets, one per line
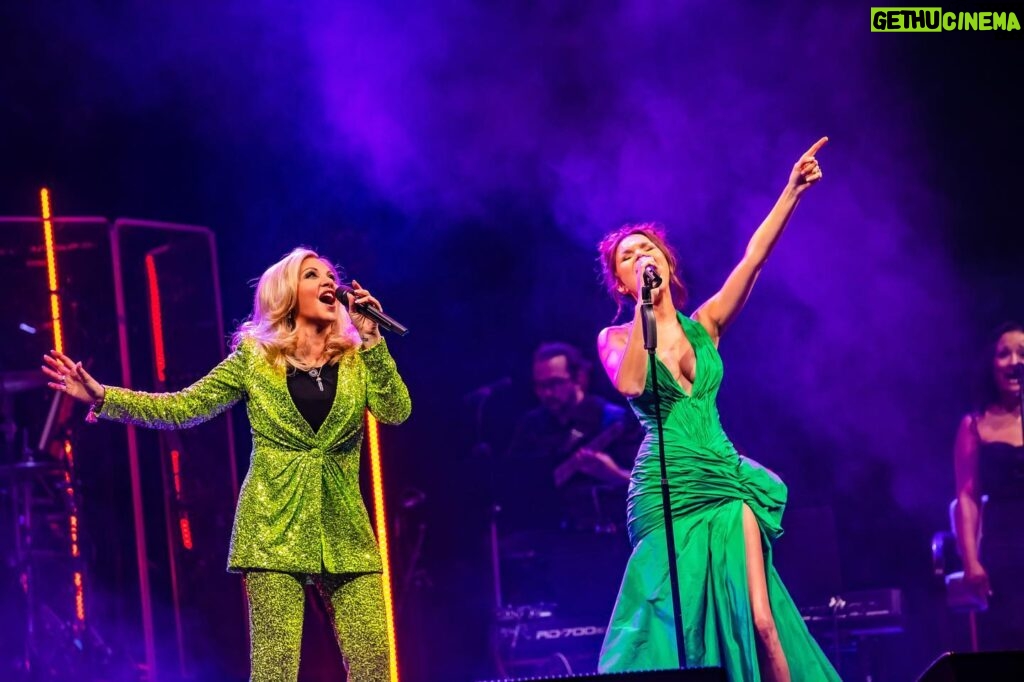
479,668,726,682
917,651,1024,681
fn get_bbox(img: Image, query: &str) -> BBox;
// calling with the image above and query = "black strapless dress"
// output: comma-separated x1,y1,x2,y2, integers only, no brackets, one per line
977,439,1024,649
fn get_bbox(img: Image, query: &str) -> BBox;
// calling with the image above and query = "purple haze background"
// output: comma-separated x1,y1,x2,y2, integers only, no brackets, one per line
3,0,1022,678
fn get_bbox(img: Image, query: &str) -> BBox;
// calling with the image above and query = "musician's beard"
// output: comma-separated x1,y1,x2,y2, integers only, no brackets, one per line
542,393,581,423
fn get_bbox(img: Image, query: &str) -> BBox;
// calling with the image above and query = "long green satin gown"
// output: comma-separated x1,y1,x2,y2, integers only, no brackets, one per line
597,312,840,681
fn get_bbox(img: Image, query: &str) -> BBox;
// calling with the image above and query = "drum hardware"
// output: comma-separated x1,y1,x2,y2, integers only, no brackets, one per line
0,384,115,679
2,441,67,677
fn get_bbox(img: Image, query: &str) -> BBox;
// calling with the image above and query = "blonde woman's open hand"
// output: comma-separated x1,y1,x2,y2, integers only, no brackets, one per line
42,350,105,405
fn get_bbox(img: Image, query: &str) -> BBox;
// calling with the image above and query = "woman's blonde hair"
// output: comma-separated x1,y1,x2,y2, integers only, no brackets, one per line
232,247,361,371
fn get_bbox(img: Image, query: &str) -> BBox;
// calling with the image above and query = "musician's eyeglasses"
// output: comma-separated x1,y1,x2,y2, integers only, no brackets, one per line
533,377,574,391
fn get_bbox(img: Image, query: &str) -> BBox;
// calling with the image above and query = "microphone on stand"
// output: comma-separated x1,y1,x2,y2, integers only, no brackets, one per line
643,263,663,288
1013,364,1024,444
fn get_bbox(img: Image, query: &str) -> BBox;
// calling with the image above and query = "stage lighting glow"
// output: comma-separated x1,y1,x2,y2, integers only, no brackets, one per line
144,254,167,383
367,413,400,681
39,188,63,353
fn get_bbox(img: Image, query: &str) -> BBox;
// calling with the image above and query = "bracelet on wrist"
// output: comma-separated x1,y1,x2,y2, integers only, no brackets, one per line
85,398,104,423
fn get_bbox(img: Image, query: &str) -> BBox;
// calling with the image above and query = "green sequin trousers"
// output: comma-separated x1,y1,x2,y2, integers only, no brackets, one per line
244,571,388,682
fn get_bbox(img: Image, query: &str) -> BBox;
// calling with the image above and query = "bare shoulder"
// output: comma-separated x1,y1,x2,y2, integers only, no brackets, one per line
957,412,979,437
596,323,631,381
598,323,631,351
954,412,980,455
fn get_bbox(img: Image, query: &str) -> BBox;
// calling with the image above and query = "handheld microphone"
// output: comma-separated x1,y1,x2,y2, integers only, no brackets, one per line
643,263,663,288
336,284,410,336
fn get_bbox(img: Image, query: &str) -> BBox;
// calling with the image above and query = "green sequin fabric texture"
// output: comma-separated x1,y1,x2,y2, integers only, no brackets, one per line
245,570,388,682
97,337,412,575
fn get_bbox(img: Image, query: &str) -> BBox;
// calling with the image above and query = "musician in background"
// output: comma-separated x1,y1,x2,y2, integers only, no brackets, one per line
501,342,638,537
494,341,639,632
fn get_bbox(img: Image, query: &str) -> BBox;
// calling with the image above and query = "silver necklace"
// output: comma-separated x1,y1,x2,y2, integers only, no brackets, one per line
308,366,324,392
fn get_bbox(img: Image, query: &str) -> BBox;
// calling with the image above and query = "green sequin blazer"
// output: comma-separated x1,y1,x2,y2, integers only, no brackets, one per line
96,338,411,575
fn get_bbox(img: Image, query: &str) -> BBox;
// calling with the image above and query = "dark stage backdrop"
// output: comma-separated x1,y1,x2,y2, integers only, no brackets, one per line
2,2,1022,680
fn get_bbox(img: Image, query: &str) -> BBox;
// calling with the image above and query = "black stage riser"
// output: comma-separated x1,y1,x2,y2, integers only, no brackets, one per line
479,668,726,682
917,651,1024,681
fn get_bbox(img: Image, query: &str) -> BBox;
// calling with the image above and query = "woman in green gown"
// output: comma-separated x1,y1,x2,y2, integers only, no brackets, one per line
42,247,411,682
595,138,840,681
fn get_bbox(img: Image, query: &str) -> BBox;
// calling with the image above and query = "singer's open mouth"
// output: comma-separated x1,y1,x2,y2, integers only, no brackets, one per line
318,291,336,304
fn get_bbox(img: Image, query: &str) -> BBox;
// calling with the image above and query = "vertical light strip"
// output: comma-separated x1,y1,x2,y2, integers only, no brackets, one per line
65,457,80,559
64,440,85,622
39,188,63,353
69,515,80,557
171,449,183,495
144,254,167,382
366,413,399,681
170,449,194,550
42,193,81,626
179,517,194,551
147,258,193,554
73,572,86,621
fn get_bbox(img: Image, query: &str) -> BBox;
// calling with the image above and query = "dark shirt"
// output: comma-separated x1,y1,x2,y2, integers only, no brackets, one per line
501,394,639,534
286,362,339,433
973,424,1024,648
979,440,1024,502
978,439,1024,556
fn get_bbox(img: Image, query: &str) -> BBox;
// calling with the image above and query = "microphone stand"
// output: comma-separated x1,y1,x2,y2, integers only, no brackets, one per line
467,386,511,677
1017,365,1024,445
467,388,504,614
640,280,687,668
